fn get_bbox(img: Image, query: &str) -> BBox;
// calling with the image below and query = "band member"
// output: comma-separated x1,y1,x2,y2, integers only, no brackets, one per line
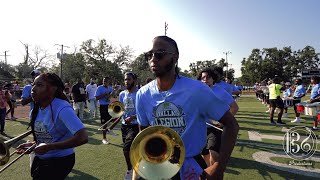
119,72,140,180
135,36,239,179
308,76,320,130
197,68,238,167
291,79,306,123
95,77,118,144
282,82,293,118
21,69,41,115
0,83,9,135
16,73,88,179
268,77,286,125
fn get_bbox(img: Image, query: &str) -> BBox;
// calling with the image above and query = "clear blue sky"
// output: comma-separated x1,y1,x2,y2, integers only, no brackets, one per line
1,0,319,77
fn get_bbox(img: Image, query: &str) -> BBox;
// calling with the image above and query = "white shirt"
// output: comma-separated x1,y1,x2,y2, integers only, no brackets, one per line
86,83,97,99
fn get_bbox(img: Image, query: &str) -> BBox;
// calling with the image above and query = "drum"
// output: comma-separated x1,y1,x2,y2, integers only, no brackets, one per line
304,102,320,116
283,98,293,107
295,103,305,113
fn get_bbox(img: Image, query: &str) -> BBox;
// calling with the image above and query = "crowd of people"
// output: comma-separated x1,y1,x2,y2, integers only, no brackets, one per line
254,76,320,130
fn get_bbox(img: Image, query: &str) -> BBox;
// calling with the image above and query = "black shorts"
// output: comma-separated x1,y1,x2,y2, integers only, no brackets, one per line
201,127,222,155
31,153,75,180
269,98,284,109
121,124,139,151
293,99,301,111
100,104,112,124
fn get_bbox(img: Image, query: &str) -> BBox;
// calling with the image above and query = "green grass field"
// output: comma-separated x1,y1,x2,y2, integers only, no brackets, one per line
1,94,320,180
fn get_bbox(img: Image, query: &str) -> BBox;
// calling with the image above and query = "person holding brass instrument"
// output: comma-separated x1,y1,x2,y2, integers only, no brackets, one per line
197,68,238,167
119,72,139,180
16,73,88,180
135,36,239,180
95,76,118,144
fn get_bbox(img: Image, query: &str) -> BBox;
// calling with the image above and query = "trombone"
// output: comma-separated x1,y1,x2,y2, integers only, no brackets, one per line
98,101,124,131
130,126,185,180
0,130,36,173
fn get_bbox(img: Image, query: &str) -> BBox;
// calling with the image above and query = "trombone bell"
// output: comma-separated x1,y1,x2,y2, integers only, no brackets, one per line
130,126,185,180
108,101,124,118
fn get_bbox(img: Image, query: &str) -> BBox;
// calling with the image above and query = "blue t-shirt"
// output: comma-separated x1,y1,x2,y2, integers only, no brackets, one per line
34,98,85,159
310,84,320,100
293,85,306,100
215,81,235,95
212,85,234,106
21,84,34,112
95,85,113,105
283,88,292,98
119,89,138,125
136,76,230,179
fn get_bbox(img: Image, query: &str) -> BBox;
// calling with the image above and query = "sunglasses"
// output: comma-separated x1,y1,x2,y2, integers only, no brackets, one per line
144,50,174,61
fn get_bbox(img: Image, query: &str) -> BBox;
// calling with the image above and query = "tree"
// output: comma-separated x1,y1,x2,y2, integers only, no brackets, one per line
128,53,153,85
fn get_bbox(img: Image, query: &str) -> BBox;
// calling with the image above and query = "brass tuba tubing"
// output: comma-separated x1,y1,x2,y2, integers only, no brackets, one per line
0,130,33,166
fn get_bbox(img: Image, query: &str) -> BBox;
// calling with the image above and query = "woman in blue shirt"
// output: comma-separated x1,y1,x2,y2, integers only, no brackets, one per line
17,73,88,180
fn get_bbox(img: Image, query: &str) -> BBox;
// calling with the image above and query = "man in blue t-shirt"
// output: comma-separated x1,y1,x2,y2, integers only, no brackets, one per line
135,36,239,180
95,77,118,144
291,79,306,123
119,72,139,180
309,76,320,130
21,69,41,116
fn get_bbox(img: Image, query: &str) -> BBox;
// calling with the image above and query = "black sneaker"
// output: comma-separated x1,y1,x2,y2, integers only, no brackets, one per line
276,121,286,125
270,121,276,125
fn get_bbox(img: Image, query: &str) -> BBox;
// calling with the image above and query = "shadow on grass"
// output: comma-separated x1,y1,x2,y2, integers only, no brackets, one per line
67,169,99,180
227,156,314,180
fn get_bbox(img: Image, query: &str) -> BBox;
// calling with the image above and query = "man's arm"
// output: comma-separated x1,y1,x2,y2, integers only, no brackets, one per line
21,97,33,106
229,102,239,116
204,111,239,179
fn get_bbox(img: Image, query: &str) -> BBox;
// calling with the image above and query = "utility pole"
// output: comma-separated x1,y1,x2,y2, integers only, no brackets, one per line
223,51,232,79
55,44,69,80
165,22,168,36
0,51,10,64
20,41,29,64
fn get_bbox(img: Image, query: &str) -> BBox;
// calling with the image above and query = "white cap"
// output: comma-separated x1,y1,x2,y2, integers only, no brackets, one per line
285,82,291,86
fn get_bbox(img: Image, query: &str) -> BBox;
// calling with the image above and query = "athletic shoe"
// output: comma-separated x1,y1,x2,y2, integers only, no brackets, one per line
107,129,118,136
102,139,109,144
291,119,300,123
276,121,286,125
282,113,288,118
311,126,318,131
11,117,17,120
124,170,133,180
270,121,276,125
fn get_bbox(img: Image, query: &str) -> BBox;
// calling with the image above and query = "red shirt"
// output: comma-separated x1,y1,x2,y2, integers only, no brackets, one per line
0,90,8,109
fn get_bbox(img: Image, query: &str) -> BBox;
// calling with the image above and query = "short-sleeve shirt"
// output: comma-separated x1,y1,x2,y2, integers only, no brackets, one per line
21,84,34,111
0,90,8,109
85,84,97,100
136,76,229,158
215,81,235,95
293,85,306,100
119,89,138,125
95,85,113,105
283,88,292,98
310,84,320,100
34,98,85,159
71,83,86,102
268,84,282,99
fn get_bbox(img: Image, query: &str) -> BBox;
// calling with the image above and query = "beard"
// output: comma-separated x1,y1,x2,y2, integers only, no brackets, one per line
152,58,175,78
127,83,135,90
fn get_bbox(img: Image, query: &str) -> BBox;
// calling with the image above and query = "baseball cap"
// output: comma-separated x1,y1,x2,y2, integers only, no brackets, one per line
30,69,41,76
285,82,291,86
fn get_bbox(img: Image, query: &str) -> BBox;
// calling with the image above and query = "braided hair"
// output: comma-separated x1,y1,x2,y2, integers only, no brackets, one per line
29,73,68,140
